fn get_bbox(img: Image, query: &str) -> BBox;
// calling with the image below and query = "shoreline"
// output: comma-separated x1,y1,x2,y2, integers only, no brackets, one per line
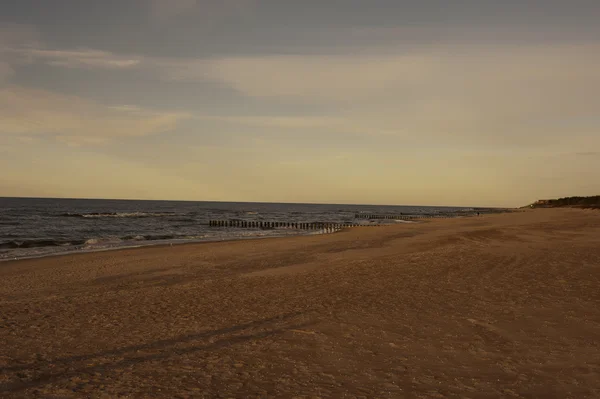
0,227,333,264
0,233,299,264
0,220,427,264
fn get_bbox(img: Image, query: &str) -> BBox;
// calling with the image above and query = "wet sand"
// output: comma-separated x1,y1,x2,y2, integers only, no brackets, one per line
1,208,599,398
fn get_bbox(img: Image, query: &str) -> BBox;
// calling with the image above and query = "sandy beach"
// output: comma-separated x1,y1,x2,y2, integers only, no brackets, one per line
1,208,599,398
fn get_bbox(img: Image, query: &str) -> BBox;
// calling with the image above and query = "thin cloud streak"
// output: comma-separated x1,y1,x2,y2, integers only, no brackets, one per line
7,48,141,70
0,87,190,146
192,115,398,136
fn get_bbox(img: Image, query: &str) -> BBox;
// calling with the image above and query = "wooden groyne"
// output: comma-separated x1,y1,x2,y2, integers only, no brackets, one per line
355,214,402,220
354,214,452,220
209,212,485,230
208,220,359,230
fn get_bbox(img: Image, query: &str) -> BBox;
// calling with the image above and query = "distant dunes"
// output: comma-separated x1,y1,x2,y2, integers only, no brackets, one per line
529,195,600,209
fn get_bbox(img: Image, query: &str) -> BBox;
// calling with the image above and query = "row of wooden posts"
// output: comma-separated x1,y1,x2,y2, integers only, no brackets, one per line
209,220,359,230
209,213,477,230
355,214,401,219
355,214,454,220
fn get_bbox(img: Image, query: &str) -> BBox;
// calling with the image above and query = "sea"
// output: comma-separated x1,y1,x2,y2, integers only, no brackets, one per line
0,197,498,261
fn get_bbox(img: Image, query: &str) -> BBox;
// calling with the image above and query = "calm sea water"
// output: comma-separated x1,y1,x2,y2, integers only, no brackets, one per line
0,197,493,260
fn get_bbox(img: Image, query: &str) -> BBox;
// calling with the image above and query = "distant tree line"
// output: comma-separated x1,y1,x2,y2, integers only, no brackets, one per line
531,195,600,208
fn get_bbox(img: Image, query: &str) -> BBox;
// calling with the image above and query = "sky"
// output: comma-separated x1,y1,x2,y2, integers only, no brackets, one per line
0,1,599,207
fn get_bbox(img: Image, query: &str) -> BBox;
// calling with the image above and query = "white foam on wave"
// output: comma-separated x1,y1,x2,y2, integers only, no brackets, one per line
84,237,122,245
80,212,175,218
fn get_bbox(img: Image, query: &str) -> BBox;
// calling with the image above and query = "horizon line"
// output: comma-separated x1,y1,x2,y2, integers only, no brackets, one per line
0,195,508,209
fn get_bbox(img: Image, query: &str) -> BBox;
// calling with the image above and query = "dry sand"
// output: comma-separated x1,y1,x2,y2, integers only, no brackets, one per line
1,208,599,398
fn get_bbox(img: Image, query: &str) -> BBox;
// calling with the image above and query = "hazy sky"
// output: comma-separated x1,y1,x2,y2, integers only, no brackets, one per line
1,1,599,207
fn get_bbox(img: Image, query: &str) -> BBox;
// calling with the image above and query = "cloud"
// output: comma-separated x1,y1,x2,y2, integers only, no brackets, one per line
157,43,600,150
9,48,141,70
192,114,395,136
148,0,253,24
0,23,40,49
168,45,600,101
0,23,138,73
0,23,39,84
149,0,198,22
0,87,190,145
160,54,435,98
0,62,14,83
9,39,593,152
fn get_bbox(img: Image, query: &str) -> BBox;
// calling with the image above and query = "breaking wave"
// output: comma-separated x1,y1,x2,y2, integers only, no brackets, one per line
59,212,179,218
1,234,209,251
0,239,86,250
